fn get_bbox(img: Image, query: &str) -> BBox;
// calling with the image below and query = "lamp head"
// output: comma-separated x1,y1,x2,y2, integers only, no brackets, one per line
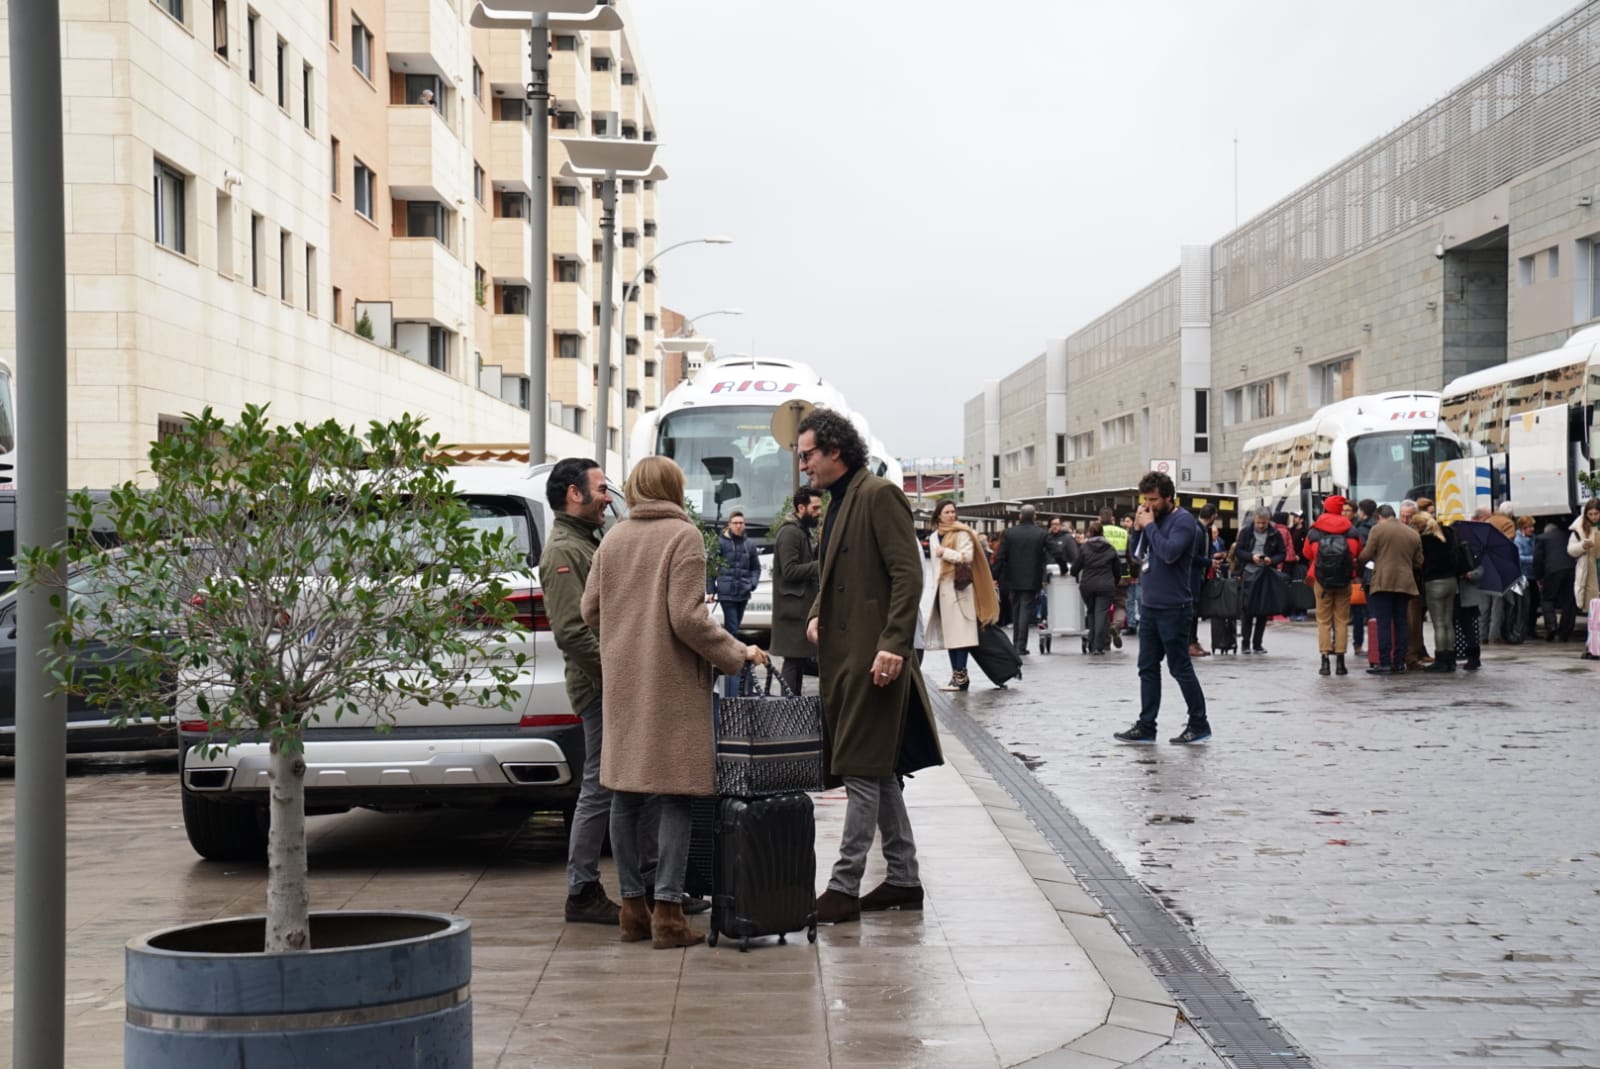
701,236,735,245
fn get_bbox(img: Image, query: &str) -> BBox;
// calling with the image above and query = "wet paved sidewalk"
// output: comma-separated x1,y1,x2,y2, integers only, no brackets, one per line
0,724,1181,1068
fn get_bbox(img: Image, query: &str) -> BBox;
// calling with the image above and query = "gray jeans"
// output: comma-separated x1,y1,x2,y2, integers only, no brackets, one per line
1425,578,1458,655
567,699,656,894
828,775,920,896
611,792,691,903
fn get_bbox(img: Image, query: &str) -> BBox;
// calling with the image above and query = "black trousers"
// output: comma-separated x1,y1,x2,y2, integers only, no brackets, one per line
1011,587,1039,652
1540,575,1577,639
1241,615,1268,649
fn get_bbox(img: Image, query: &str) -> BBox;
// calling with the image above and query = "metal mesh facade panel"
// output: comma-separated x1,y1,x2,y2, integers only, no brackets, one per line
1065,269,1180,383
1213,3,1600,316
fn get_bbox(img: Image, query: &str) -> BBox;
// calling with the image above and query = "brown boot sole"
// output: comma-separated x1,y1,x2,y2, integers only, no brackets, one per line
651,925,706,949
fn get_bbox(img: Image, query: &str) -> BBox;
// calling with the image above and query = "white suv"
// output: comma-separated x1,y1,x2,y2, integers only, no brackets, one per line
178,462,616,861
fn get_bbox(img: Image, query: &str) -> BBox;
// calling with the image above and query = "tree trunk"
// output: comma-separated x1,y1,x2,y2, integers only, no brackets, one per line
265,739,310,952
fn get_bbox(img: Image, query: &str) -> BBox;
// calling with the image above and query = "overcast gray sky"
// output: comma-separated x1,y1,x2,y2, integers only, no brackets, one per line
627,0,1578,458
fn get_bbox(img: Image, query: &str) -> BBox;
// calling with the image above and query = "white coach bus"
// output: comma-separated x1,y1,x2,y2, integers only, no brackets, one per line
629,356,902,637
1434,326,1600,521
1239,391,1459,517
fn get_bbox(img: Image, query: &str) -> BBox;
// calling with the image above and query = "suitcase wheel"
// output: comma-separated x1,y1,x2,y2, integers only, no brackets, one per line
739,937,751,953
778,933,787,945
807,923,818,944
707,929,719,948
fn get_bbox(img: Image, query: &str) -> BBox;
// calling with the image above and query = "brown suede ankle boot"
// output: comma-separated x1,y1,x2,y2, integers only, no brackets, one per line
650,901,705,950
618,896,652,943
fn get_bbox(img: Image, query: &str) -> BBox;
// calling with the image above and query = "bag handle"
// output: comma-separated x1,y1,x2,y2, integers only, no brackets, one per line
760,660,799,698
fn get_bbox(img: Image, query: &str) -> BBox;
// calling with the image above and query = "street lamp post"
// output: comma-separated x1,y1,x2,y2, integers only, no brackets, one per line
614,237,734,476
470,1,621,463
677,307,745,335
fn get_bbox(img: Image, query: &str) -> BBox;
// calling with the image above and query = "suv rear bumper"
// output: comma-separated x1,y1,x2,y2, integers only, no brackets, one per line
180,723,583,809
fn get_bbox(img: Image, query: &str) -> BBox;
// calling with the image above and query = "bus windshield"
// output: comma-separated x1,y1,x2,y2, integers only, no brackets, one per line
0,365,14,476
1348,430,1460,505
655,405,794,533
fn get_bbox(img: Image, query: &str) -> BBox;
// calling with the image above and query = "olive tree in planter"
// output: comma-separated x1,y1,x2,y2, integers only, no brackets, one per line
23,405,522,1065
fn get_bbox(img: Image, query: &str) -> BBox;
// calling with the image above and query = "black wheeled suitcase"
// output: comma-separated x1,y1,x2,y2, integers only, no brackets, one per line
1210,614,1238,654
970,624,1023,686
709,793,818,951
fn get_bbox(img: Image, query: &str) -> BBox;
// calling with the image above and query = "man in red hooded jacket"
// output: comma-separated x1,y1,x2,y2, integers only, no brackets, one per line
1303,495,1363,676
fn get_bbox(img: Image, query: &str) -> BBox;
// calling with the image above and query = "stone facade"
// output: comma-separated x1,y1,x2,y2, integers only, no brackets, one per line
0,0,664,486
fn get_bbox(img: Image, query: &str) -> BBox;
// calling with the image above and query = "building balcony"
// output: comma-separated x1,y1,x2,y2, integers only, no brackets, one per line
551,279,590,334
491,120,533,193
551,203,592,261
491,313,533,377
387,106,464,205
386,0,458,77
491,216,532,285
549,52,590,113
389,237,467,328
487,31,529,91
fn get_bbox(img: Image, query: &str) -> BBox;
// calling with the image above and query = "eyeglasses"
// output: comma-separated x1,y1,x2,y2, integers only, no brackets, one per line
797,447,821,464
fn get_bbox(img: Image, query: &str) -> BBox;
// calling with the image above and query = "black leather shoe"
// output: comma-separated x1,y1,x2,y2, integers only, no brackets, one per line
860,881,924,912
681,894,711,916
815,888,861,924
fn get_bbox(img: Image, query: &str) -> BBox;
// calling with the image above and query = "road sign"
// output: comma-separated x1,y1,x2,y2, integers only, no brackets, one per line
1151,458,1177,477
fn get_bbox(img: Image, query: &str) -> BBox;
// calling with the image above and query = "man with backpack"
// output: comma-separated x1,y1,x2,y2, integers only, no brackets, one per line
1303,495,1362,676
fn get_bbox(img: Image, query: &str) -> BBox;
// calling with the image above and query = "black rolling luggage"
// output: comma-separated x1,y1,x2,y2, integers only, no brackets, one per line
970,624,1023,687
708,793,818,951
1210,614,1238,655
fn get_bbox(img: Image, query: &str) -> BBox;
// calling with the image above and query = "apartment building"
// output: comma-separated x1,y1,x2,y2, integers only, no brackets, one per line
966,2,1600,501
0,0,664,486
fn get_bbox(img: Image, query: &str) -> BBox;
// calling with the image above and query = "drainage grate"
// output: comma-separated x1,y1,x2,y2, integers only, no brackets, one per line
930,687,1319,1069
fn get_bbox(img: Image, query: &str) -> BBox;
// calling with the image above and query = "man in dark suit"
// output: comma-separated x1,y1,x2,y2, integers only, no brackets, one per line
770,487,821,693
994,504,1049,653
800,408,943,925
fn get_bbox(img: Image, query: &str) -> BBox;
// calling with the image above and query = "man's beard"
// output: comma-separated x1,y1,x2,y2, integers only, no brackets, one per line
799,513,818,529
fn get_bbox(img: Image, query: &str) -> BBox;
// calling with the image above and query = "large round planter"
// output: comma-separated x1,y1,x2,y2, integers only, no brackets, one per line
124,910,471,1069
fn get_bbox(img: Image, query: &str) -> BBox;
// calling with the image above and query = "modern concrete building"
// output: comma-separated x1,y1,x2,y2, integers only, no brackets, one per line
967,1,1600,500
0,0,666,486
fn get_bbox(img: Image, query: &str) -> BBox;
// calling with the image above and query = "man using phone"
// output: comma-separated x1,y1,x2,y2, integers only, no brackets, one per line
1114,471,1210,745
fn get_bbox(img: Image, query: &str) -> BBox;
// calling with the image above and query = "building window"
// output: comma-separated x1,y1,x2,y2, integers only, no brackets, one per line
644,360,657,377
1588,236,1600,319
304,245,317,314
621,123,637,139
327,0,336,40
642,267,656,284
621,231,637,248
302,62,313,130
279,228,291,300
1309,357,1356,407
1100,413,1136,449
353,160,374,219
152,159,186,254
643,220,657,237
591,54,611,72
555,109,578,130
1250,375,1286,421
405,201,450,245
590,117,608,137
1548,245,1561,280
1066,432,1094,461
620,178,636,194
276,37,288,108
643,128,654,142
157,0,184,23
554,184,579,207
626,388,640,409
502,285,529,314
499,98,528,122
246,9,259,83
215,191,233,274
406,74,443,111
643,179,654,190
350,16,372,79
472,163,485,204
555,333,581,359
621,70,636,86
554,259,581,283
331,285,342,324
213,0,228,57
991,455,1000,490
592,302,601,325
643,314,656,331
1055,434,1066,477
1193,389,1209,453
553,34,577,51
471,61,483,101
1518,253,1535,288
499,191,527,219
330,137,340,194
427,326,450,371
250,212,263,288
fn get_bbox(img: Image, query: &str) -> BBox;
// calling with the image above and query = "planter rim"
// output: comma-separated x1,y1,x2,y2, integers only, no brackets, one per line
126,909,468,960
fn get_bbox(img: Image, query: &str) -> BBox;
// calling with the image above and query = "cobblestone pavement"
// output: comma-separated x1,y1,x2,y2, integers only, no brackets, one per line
947,621,1600,1069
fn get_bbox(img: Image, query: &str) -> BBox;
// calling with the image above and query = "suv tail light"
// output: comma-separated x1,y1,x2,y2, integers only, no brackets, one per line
520,713,581,728
179,719,219,733
505,589,550,632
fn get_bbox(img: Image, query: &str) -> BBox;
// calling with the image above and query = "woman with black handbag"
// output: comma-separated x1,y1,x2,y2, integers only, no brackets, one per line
924,499,999,690
1234,508,1287,654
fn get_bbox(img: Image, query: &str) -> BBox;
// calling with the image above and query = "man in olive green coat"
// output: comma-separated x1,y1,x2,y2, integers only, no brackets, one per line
800,408,943,925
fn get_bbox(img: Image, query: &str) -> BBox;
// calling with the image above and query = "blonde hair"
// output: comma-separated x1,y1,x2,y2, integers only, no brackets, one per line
1412,512,1444,541
625,455,686,509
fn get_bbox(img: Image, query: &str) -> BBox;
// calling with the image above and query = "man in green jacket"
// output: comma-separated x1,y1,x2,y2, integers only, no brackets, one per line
540,457,650,924
799,409,943,925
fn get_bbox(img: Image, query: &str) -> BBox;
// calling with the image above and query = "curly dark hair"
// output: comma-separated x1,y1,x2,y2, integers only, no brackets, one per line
1137,470,1175,500
546,456,600,511
796,407,868,470
793,486,819,509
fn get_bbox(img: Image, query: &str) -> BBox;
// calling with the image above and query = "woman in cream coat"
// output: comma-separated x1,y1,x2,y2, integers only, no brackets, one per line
923,499,999,690
1570,499,1600,657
